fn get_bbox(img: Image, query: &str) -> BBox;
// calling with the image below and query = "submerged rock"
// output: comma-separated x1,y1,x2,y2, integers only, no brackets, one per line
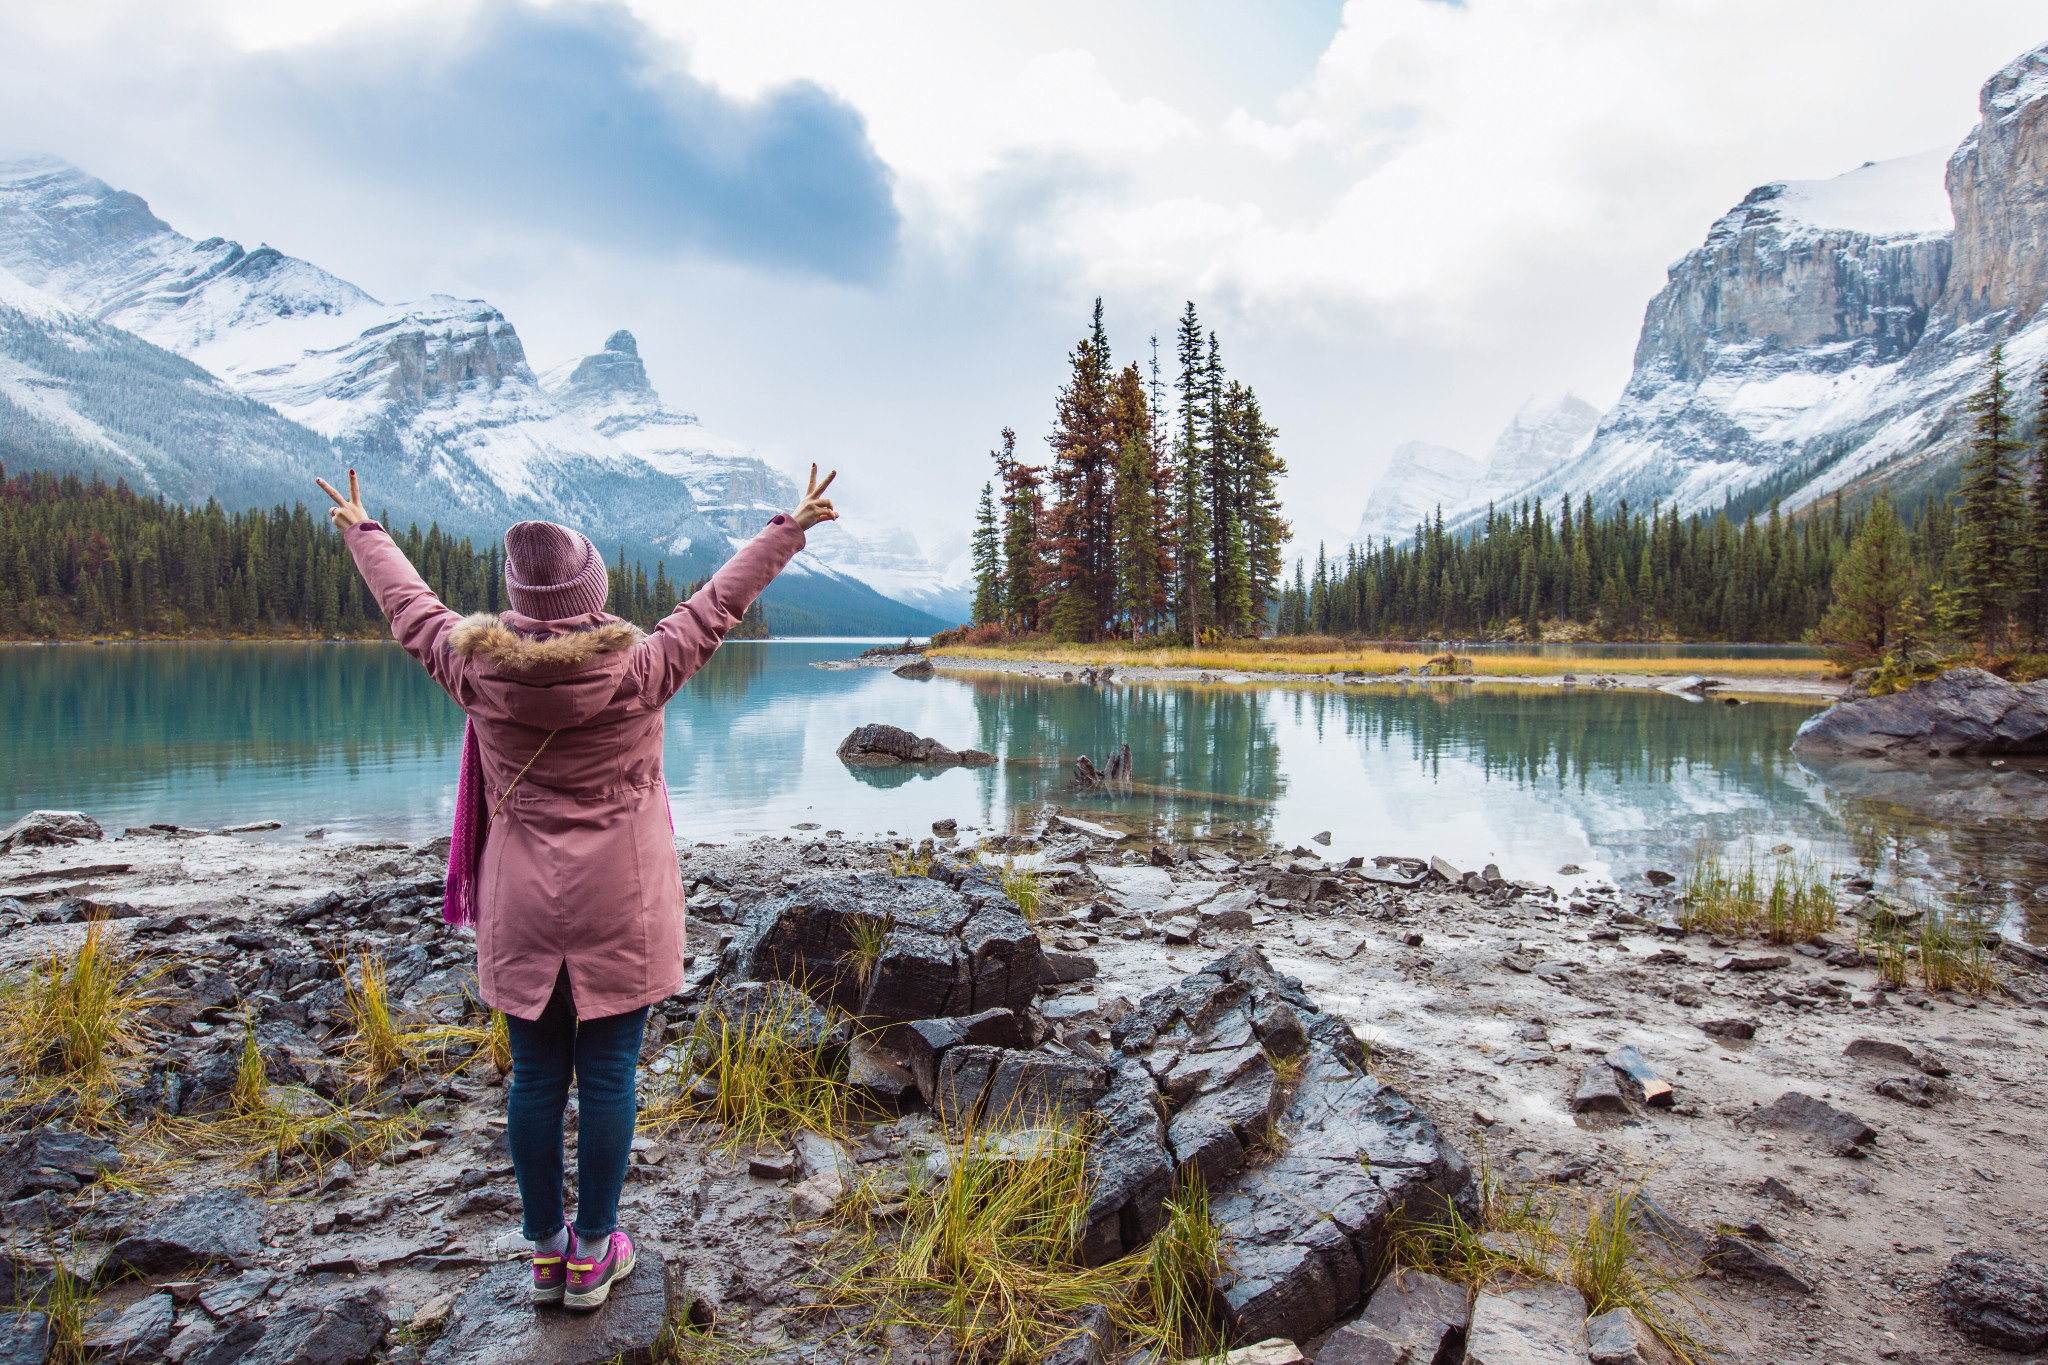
1792,667,2048,757
835,724,993,766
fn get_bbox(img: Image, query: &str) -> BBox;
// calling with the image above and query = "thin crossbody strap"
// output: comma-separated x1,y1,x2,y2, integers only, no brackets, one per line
487,730,558,828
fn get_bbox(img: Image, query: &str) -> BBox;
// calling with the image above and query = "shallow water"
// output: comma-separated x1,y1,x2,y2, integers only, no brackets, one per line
3,640,2041,936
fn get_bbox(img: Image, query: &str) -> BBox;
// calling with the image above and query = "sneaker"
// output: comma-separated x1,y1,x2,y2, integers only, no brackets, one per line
531,1243,568,1306
564,1229,636,1310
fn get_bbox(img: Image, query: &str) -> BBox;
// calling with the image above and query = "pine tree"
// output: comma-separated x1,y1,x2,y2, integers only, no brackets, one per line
970,481,1001,625
1172,303,1212,640
1814,493,1918,658
993,429,1043,632
1040,300,1117,640
2025,361,2048,647
1951,345,2026,650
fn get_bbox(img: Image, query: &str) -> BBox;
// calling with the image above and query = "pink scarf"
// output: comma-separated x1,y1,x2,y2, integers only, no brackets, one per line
444,718,487,927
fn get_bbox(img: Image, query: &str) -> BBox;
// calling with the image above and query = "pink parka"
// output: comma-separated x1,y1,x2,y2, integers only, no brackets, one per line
342,516,806,1020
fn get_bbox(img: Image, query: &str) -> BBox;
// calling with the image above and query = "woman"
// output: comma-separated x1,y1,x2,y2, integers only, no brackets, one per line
319,466,837,1310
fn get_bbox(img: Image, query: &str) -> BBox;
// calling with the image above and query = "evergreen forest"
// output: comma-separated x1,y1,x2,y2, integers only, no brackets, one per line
0,464,765,641
967,300,1288,642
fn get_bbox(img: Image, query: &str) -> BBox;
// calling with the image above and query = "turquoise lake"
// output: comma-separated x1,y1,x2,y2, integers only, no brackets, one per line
3,641,2042,935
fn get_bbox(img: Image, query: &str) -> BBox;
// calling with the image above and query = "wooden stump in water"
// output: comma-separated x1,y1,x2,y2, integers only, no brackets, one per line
1075,744,1133,786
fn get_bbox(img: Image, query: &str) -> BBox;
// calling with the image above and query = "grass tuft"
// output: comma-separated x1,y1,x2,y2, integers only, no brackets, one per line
485,1009,513,1077
841,915,891,997
975,851,1044,922
1136,1169,1228,1360
1679,849,1837,942
889,845,935,878
642,988,853,1148
816,1122,1231,1364
1857,894,2002,996
0,919,167,1129
1384,1145,1713,1365
26,1245,98,1365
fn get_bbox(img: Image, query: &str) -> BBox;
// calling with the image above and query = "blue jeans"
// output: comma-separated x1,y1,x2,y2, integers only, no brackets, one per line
504,967,649,1243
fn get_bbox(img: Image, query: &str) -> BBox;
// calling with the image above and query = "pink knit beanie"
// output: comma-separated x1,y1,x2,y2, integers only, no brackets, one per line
503,521,608,620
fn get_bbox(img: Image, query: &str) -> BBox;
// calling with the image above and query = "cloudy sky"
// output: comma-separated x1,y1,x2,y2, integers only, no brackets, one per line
2,0,2043,551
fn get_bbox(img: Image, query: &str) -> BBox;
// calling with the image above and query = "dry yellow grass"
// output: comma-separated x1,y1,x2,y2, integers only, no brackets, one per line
941,642,1829,681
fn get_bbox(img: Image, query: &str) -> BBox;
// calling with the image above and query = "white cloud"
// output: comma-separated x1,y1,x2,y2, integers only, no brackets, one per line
4,0,2046,539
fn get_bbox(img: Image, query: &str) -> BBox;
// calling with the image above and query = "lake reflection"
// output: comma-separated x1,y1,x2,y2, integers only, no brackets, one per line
1,642,2040,937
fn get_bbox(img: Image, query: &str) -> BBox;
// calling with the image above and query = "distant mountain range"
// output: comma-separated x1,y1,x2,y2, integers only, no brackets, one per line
1350,395,1603,545
0,157,966,635
1353,38,2048,546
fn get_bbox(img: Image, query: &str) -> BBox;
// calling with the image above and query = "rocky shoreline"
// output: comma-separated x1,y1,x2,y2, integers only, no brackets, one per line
923,654,1848,700
0,811,2042,1364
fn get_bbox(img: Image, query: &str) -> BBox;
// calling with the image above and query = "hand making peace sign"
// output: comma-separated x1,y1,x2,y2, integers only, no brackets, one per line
793,464,839,531
316,470,370,531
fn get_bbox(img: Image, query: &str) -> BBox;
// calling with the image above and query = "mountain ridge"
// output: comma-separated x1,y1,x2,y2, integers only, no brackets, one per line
0,156,956,635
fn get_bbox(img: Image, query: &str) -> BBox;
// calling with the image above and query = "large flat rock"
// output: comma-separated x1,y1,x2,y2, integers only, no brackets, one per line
1464,1281,1589,1365
1111,946,1473,1348
423,1244,673,1365
1792,667,2048,757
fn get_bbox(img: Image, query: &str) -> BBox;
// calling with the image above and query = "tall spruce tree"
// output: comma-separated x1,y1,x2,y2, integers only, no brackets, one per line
2026,361,2048,646
970,481,1001,625
1040,301,1117,639
1172,303,1212,641
992,428,1043,632
1814,493,1918,657
1951,345,2026,650
1109,363,1169,638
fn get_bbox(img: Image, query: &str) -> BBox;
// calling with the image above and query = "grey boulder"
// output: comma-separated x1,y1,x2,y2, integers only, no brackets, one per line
718,867,1045,1023
835,724,992,766
1463,1280,1588,1364
1317,1268,1470,1364
1939,1248,2048,1351
82,1291,176,1361
0,810,104,852
0,1127,123,1201
1744,1092,1876,1156
1792,667,2048,757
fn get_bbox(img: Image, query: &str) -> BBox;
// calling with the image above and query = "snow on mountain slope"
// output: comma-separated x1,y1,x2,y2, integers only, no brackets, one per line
1350,442,1478,545
1348,394,1599,547
0,264,343,507
1498,40,2048,522
1467,394,1602,511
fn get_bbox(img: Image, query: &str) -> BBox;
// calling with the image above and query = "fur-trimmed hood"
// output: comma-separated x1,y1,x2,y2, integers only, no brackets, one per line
447,613,644,672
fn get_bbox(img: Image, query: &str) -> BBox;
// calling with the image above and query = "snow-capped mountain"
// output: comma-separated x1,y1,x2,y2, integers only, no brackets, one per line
1350,442,1479,545
1508,39,2048,520
0,264,337,504
541,329,973,624
1349,394,1600,546
0,156,957,633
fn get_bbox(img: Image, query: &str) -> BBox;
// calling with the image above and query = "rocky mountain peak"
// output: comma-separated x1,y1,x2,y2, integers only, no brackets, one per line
1940,39,2048,332
549,329,657,411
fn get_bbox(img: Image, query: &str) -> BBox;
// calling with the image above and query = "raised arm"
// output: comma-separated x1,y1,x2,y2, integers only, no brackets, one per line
321,472,467,698
641,465,837,703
